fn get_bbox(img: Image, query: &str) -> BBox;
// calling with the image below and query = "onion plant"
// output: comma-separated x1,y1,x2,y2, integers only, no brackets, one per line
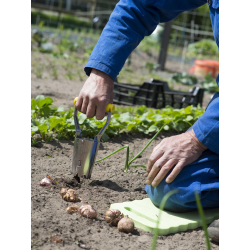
95,124,166,172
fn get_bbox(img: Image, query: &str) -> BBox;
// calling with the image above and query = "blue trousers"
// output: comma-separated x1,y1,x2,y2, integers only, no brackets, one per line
145,150,219,212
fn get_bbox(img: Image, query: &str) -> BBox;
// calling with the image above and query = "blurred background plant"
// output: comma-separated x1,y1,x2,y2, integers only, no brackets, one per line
200,73,219,93
171,72,198,85
187,39,219,59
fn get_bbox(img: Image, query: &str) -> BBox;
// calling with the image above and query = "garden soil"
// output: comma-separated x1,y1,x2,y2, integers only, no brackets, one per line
32,134,219,250
31,75,218,249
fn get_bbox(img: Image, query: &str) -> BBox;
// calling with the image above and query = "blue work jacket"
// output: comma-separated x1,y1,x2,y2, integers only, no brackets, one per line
85,0,219,154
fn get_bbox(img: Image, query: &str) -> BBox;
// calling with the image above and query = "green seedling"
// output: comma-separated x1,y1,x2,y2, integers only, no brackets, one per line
65,70,75,80
151,189,179,250
77,70,84,81
144,62,154,73
195,191,211,250
31,137,42,146
35,67,43,78
150,191,212,250
95,124,165,172
51,65,58,80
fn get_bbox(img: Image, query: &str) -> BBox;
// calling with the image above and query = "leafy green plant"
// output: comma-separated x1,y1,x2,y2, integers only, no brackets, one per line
171,72,198,85
143,62,160,73
31,136,42,146
32,30,43,47
200,73,219,93
57,35,78,54
40,42,53,53
144,62,154,72
187,39,219,59
31,95,204,144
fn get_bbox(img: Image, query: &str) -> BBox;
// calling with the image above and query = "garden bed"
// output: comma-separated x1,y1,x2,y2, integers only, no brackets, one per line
31,132,219,250
31,27,218,249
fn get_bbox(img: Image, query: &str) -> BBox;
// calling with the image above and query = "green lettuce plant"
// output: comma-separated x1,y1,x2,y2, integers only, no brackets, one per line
31,95,204,145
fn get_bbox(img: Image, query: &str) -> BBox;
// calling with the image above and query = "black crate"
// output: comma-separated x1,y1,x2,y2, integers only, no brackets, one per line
113,79,204,109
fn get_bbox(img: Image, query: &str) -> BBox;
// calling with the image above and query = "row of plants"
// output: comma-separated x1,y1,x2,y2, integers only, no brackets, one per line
31,95,204,145
31,4,218,62
31,23,98,81
31,24,218,93
31,56,88,81
32,22,98,57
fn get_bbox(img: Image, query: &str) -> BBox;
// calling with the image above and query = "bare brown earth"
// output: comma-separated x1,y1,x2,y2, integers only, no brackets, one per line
31,133,219,250
31,74,212,112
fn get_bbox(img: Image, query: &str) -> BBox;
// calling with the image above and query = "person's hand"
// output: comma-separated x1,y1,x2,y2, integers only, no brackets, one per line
76,69,114,120
146,129,207,187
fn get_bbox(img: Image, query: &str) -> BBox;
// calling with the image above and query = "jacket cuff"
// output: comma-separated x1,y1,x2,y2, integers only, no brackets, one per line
84,61,118,81
192,121,219,154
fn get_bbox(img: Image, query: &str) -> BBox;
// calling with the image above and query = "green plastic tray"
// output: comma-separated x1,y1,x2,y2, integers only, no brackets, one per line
110,198,219,235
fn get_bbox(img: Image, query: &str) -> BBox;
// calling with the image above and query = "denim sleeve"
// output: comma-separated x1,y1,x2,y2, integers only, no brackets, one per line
84,0,207,80
192,92,219,154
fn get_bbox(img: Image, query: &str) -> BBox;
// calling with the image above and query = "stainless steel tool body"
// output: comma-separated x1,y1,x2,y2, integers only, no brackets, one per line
71,105,112,179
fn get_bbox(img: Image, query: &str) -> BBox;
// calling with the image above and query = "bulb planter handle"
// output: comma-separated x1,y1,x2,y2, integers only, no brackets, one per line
72,97,115,179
